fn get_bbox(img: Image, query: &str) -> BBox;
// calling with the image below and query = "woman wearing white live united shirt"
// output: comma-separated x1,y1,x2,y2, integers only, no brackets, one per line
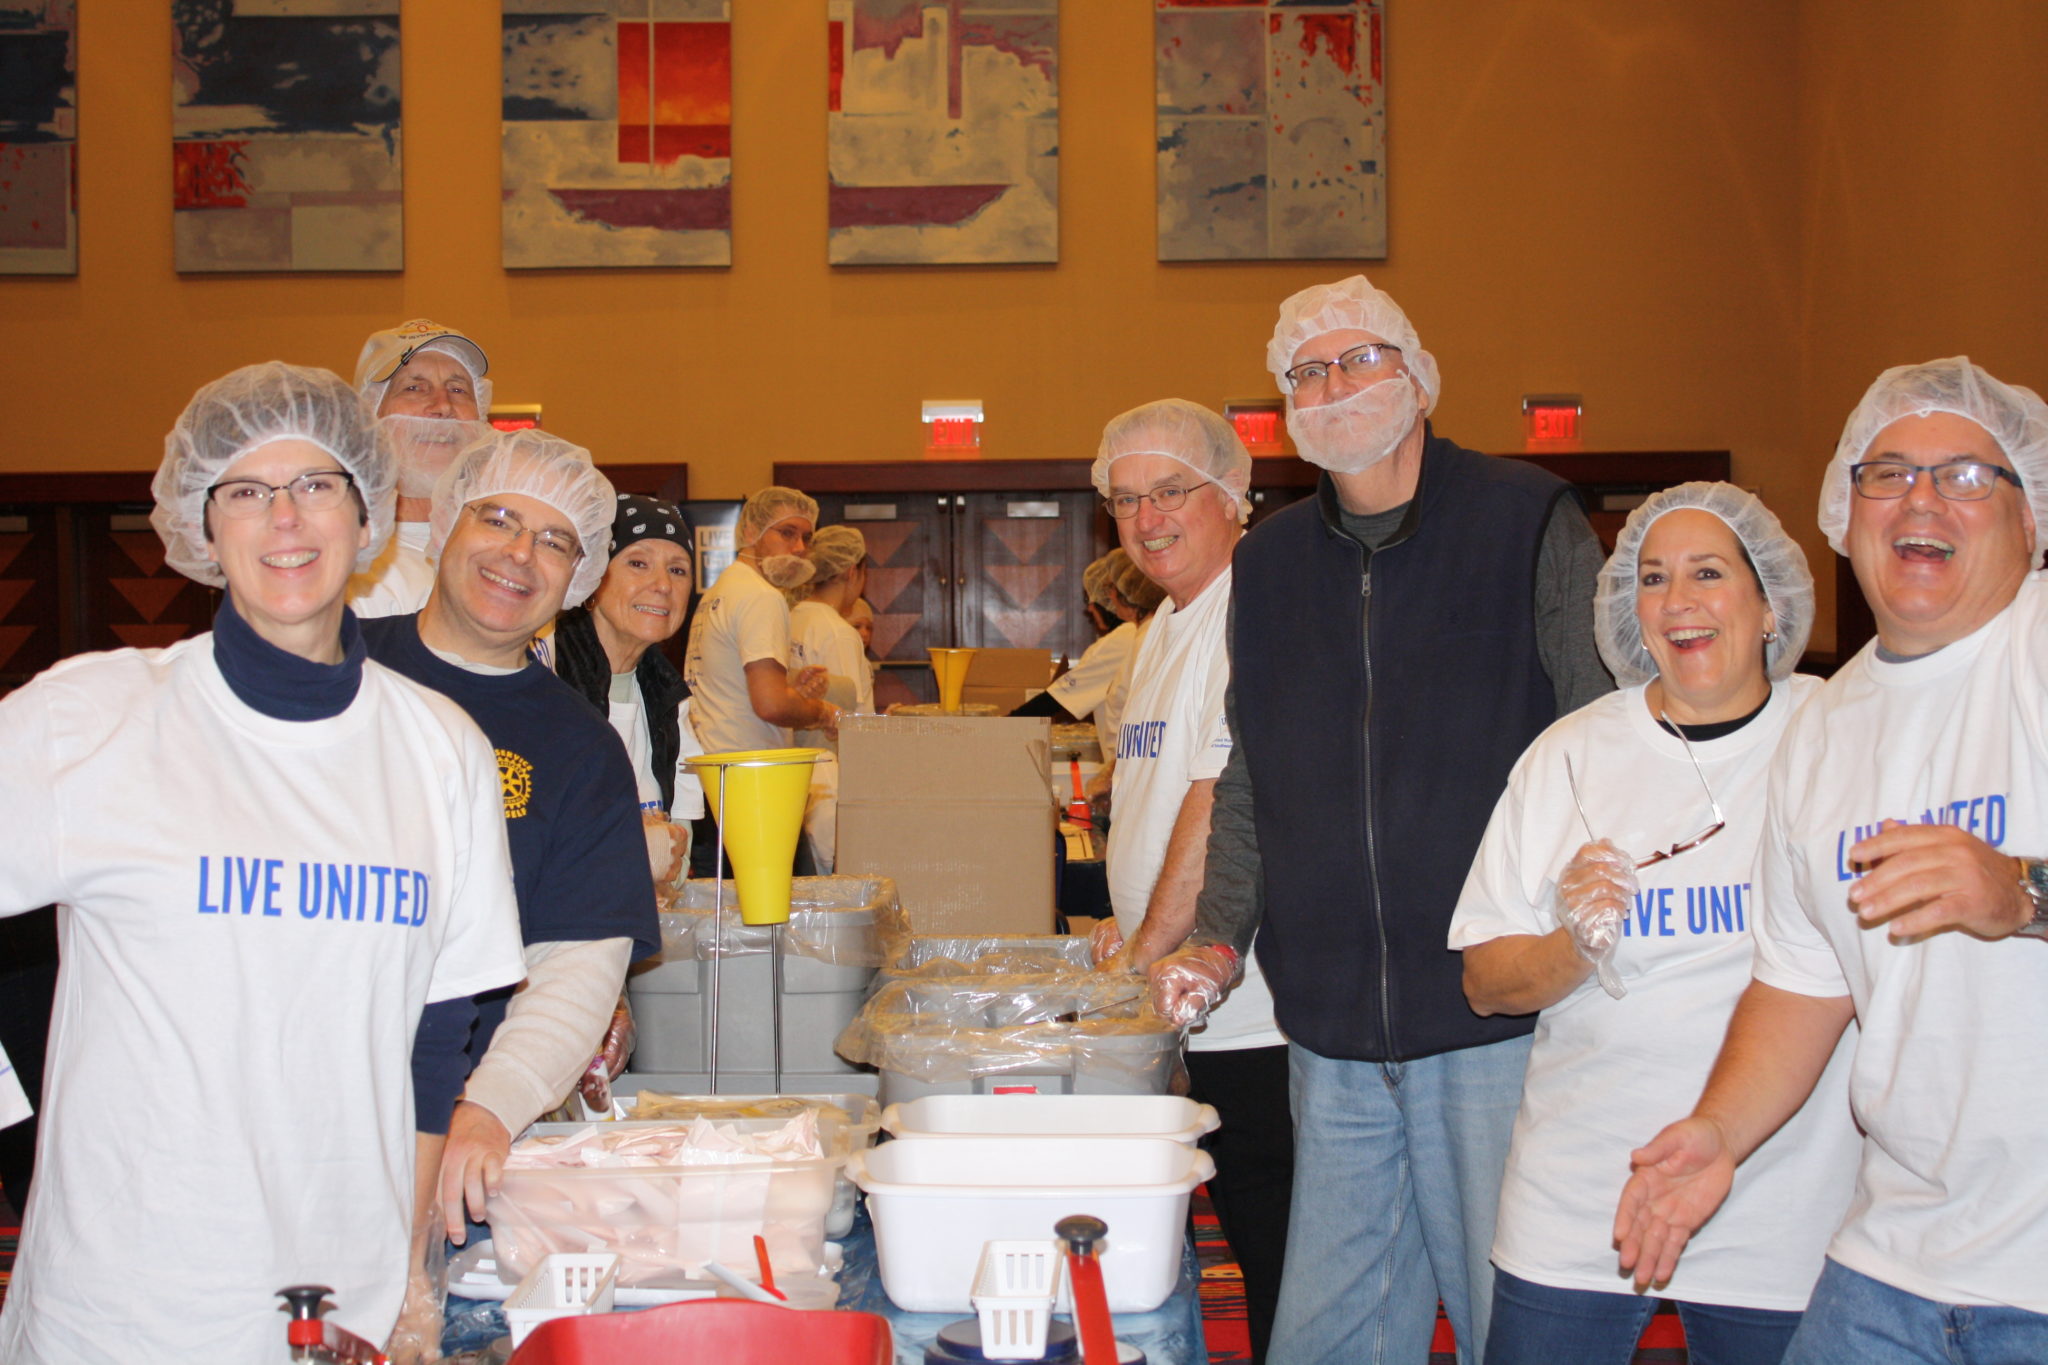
1451,483,1858,1365
1087,400,1292,1363
0,364,525,1363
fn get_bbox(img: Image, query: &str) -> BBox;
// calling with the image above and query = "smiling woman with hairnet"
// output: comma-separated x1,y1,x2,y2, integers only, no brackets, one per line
681,485,840,875
1445,483,1859,1364
0,362,525,1362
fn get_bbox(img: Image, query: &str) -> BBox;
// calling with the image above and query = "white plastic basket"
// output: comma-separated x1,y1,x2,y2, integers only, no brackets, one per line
503,1252,621,1347
971,1240,1064,1361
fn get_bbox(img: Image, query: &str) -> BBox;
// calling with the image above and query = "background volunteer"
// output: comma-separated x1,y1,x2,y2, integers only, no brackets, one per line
1451,482,1857,1364
790,524,873,872
348,319,495,617
0,363,524,1362
1014,550,1135,723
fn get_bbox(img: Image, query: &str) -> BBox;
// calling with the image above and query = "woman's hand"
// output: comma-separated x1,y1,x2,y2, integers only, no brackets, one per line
1557,839,1637,999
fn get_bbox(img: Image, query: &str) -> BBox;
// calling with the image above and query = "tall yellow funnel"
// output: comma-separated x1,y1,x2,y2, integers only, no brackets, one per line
928,647,979,714
682,748,821,925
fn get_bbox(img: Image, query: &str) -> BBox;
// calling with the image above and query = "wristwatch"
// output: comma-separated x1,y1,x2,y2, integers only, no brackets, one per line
2014,857,2048,939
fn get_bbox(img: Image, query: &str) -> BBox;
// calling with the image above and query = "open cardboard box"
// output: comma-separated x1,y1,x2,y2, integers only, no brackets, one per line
960,648,1053,713
836,715,1056,935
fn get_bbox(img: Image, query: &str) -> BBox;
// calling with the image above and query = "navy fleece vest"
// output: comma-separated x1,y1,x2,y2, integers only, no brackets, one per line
1231,434,1568,1061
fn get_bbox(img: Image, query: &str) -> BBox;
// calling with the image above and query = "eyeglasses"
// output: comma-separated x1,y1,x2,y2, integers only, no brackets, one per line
1562,717,1726,870
206,470,357,518
1282,342,1404,396
1105,479,1214,520
464,502,584,562
1849,459,2023,502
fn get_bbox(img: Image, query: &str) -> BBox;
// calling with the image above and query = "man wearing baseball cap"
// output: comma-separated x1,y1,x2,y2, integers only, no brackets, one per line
348,318,496,617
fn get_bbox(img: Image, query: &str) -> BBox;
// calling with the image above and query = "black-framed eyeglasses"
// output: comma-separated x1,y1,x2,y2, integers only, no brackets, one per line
1282,342,1404,394
464,502,584,562
1849,459,2023,502
1563,717,1726,870
1104,479,1214,519
206,470,357,519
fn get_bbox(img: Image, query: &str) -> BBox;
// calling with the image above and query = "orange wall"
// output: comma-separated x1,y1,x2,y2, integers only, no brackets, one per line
5,2,2037,649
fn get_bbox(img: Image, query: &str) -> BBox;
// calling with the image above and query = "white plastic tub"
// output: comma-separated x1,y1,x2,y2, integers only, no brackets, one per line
847,1136,1213,1313
881,1095,1219,1147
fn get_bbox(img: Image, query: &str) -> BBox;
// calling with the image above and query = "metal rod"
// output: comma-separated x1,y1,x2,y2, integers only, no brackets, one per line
708,767,727,1095
771,924,785,1095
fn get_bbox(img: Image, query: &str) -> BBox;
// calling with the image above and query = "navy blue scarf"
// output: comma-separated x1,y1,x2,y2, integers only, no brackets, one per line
213,593,366,721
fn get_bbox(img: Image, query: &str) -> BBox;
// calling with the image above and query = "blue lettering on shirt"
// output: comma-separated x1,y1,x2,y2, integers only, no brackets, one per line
1116,719,1170,761
1833,790,2010,880
194,857,429,929
1623,882,1750,938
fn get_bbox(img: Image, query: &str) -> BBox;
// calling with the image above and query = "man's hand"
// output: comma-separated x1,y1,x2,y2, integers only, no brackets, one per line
1846,820,2032,941
1088,918,1131,974
439,1100,512,1243
790,665,830,701
1613,1116,1736,1292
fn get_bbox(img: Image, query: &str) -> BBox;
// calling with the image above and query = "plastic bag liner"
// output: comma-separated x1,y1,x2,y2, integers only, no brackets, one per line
884,934,1095,982
656,874,906,968
834,976,1184,1089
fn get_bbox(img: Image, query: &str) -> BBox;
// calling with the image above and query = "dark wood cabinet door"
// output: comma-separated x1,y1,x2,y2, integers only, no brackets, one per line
817,492,956,663
955,491,1103,662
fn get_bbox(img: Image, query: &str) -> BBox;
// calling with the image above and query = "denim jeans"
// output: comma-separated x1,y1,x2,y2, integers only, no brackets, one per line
1268,1034,1531,1365
1784,1260,2048,1365
1485,1268,1801,1365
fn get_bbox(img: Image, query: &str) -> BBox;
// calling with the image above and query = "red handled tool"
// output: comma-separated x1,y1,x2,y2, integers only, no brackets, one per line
1055,1216,1118,1365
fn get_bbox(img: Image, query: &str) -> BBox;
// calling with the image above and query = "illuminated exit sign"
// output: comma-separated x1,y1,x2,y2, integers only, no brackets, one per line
1522,394,1582,450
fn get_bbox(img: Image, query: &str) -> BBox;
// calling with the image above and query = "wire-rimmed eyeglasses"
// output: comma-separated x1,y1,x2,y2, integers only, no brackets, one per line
1849,459,2023,502
463,501,585,562
1562,717,1726,869
1104,479,1214,520
206,470,357,519
1281,342,1404,396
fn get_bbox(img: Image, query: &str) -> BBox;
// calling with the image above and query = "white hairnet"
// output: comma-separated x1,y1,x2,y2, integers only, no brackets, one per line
152,361,396,589
738,486,820,546
1817,356,2048,557
427,428,617,609
355,319,494,417
1267,274,1441,416
1595,481,1814,687
1081,552,1120,611
1091,398,1253,525
808,525,867,582
1113,558,1167,615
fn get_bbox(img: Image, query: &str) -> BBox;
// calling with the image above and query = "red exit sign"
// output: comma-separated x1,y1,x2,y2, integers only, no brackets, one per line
1522,395,1583,450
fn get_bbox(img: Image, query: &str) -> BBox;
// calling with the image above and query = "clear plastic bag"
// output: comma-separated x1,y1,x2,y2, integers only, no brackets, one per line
655,874,907,968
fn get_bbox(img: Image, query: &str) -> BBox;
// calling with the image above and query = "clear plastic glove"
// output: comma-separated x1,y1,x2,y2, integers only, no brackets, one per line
577,997,637,1113
1555,838,1637,1000
1088,917,1127,969
1148,944,1238,1027
385,1198,448,1363
790,664,830,701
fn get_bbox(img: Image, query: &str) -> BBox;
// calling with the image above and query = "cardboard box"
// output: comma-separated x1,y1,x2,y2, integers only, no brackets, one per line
836,715,1056,936
960,648,1053,713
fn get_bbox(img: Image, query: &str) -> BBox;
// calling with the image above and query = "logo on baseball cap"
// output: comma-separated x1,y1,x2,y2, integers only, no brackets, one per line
355,319,490,390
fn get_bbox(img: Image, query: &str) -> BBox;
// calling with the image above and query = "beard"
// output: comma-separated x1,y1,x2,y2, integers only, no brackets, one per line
1285,376,1421,475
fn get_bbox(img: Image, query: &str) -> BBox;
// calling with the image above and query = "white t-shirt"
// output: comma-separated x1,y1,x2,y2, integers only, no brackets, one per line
347,520,436,620
684,558,794,756
605,672,666,814
1047,621,1137,720
790,599,874,720
1751,573,2048,1312
1450,678,1858,1308
1107,570,1282,1053
1097,617,1151,757
0,638,525,1363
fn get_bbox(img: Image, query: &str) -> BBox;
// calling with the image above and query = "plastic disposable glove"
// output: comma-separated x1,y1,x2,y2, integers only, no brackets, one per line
1554,839,1637,1000
576,997,637,1113
1148,944,1238,1027
1089,917,1134,975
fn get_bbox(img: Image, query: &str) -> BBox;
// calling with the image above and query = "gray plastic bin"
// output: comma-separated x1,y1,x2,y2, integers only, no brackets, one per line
627,875,902,1077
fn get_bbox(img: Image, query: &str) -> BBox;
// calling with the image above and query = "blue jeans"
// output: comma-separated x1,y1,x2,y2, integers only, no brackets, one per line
1784,1259,2048,1365
1485,1268,1801,1365
1269,1035,1531,1365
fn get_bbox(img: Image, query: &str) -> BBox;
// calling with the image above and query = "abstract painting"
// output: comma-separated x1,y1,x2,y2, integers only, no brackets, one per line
828,0,1058,267
171,0,402,273
0,1,77,275
502,1,732,270
1156,0,1385,262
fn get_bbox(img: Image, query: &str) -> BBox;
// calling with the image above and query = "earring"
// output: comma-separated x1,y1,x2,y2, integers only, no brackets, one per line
1763,628,1779,643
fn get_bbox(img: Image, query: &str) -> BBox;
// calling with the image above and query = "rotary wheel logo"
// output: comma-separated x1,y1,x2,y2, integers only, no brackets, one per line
497,749,534,819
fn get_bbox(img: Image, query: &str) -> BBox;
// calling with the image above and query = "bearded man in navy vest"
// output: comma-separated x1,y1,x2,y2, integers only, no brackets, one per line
1145,275,1612,1365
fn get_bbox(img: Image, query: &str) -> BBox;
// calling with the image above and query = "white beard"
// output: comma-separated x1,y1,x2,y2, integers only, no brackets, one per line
1286,376,1420,475
383,416,492,498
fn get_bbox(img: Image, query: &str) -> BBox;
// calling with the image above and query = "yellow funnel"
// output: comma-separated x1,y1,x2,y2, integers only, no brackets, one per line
683,748,822,925
928,647,979,713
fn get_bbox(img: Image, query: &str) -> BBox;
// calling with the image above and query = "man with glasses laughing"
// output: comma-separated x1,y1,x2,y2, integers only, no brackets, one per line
1144,275,1610,1364
1617,358,2048,1364
362,430,661,1308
